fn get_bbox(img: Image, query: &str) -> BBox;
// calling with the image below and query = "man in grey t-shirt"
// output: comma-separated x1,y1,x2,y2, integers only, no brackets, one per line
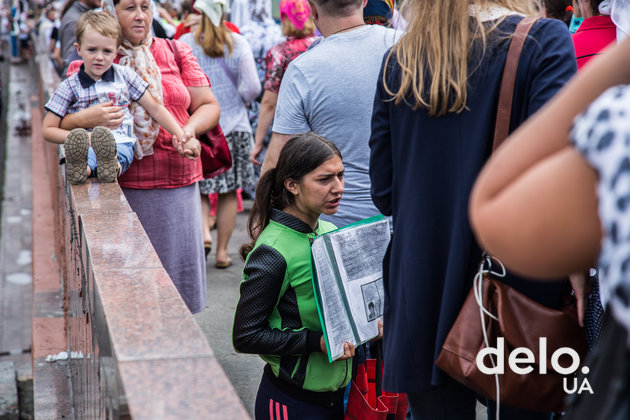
261,0,400,228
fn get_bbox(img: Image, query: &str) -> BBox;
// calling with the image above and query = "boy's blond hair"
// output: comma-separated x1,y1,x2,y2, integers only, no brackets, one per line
75,11,122,47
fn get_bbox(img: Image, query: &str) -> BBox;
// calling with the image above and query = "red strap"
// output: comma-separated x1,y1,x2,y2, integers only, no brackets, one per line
165,39,182,73
165,39,212,86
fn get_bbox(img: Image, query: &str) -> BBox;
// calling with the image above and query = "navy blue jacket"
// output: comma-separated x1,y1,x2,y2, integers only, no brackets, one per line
369,16,577,393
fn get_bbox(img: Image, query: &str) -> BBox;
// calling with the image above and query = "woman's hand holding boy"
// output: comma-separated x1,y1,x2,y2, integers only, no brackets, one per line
172,126,201,160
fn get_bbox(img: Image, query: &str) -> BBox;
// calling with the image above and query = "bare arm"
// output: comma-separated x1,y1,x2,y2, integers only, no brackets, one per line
156,6,175,25
472,38,630,210
469,38,630,278
53,45,63,69
251,90,277,165
136,90,185,140
260,132,291,174
471,146,601,278
59,101,125,131
42,112,68,144
174,85,221,158
185,85,220,134
183,13,200,31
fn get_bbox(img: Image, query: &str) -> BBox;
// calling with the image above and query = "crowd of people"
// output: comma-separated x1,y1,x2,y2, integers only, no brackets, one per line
25,0,630,418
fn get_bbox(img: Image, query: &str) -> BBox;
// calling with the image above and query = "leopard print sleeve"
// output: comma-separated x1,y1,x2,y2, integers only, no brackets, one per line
570,84,630,345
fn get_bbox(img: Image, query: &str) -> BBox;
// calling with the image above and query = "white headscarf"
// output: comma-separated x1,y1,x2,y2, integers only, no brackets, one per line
102,0,163,159
609,0,630,41
599,0,613,14
193,0,229,27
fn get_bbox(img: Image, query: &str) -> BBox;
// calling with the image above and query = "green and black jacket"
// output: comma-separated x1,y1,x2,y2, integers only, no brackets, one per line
233,209,352,393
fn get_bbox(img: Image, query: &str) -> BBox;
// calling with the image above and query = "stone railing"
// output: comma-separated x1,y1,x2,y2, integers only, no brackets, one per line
33,55,249,419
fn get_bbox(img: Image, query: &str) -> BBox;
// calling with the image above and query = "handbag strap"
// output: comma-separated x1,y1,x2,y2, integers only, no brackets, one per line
492,17,539,152
217,57,238,90
375,340,383,398
166,38,183,74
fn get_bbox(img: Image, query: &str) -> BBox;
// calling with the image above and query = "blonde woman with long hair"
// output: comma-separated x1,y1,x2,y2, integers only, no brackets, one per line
180,0,261,269
368,1,577,418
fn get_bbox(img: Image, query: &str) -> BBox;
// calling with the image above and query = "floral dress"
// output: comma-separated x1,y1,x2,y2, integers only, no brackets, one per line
263,35,316,93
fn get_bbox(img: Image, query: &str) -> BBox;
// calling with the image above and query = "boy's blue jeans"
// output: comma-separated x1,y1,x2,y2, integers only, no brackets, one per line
87,141,134,177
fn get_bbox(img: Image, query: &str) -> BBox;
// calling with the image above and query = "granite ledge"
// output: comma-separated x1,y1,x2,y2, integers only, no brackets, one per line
92,267,214,362
119,357,249,420
80,212,164,271
68,178,133,216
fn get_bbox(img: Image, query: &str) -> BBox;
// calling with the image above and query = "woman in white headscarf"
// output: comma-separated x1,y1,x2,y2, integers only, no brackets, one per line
60,0,221,314
180,0,260,269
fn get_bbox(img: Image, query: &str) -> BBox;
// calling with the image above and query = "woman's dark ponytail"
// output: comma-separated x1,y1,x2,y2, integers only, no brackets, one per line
239,168,278,260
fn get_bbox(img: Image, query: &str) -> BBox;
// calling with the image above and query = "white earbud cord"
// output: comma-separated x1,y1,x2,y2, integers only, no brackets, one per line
474,256,506,420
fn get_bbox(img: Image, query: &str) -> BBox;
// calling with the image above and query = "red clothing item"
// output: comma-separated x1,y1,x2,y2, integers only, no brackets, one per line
572,15,616,71
174,20,240,39
224,21,240,34
173,21,190,40
263,36,315,93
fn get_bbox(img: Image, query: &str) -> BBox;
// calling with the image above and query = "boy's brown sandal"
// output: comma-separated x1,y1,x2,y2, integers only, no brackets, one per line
91,126,119,183
64,128,90,185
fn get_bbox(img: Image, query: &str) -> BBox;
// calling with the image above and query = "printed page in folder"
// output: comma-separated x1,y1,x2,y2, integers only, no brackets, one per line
311,215,390,361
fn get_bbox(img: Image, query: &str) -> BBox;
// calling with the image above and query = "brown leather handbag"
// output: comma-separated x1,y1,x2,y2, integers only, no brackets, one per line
436,258,587,412
435,17,587,413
